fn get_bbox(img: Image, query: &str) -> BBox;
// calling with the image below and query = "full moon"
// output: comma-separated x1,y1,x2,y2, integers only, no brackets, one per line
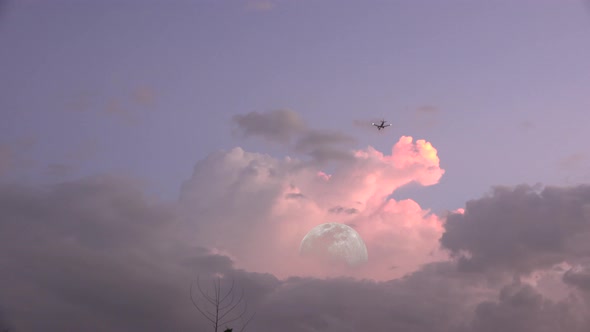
299,223,368,267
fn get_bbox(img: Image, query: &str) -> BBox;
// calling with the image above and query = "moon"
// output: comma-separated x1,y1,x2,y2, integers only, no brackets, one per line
299,223,368,267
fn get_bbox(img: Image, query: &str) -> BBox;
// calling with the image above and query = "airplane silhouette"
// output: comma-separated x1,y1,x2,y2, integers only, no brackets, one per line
372,120,392,130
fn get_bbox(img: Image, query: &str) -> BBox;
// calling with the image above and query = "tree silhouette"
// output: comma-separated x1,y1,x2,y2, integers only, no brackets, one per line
190,275,255,332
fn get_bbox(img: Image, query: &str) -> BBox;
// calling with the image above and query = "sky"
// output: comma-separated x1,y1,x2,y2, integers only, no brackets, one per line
2,0,590,331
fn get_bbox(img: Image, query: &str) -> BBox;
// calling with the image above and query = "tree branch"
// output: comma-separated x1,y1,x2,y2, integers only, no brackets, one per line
190,282,217,325
238,312,256,332
190,274,255,332
196,276,217,306
220,278,235,303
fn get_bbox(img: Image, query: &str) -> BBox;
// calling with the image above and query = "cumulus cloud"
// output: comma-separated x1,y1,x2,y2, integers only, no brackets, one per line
178,134,447,280
441,184,590,274
563,265,590,291
469,281,590,332
0,173,450,331
3,109,590,330
1,168,590,330
0,176,195,331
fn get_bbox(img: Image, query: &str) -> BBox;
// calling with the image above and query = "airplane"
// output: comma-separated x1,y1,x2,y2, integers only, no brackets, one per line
372,120,392,130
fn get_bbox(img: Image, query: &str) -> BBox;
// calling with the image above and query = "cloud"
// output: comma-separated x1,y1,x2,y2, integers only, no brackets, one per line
0,176,198,331
65,91,94,113
133,86,157,106
469,281,590,332
0,144,14,177
65,139,100,164
66,86,157,124
558,153,587,170
441,184,590,274
0,173,487,330
40,140,100,179
232,109,358,165
328,205,359,214
106,99,140,125
563,265,590,291
416,105,438,114
0,137,37,178
232,109,307,144
413,105,440,129
179,135,446,280
1,171,590,330
44,163,75,177
253,262,487,332
3,109,590,330
247,0,275,11
519,120,535,130
293,130,356,152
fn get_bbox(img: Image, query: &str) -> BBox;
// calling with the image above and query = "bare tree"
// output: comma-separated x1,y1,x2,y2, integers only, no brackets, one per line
190,275,255,332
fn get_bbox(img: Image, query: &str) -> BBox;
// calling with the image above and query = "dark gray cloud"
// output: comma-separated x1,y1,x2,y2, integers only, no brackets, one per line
304,146,356,165
293,129,357,165
563,266,590,292
441,184,590,274
252,262,491,332
328,205,359,214
285,192,305,199
232,109,307,144
232,110,357,165
469,282,590,332
0,175,194,331
292,130,356,153
2,176,590,331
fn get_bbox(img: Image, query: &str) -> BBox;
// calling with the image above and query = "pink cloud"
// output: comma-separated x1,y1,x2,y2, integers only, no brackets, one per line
179,136,447,280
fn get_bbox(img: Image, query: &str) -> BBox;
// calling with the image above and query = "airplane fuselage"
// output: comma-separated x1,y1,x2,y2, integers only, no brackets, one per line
372,121,391,130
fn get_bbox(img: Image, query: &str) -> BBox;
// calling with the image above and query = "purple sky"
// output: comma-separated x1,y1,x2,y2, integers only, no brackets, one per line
1,0,589,211
2,1,590,331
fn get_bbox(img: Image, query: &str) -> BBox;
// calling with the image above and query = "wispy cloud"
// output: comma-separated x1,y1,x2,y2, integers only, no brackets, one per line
557,153,586,170
44,163,75,177
519,120,535,130
416,105,438,114
133,86,157,106
247,0,275,11
0,137,37,178
65,86,158,125
414,105,440,129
